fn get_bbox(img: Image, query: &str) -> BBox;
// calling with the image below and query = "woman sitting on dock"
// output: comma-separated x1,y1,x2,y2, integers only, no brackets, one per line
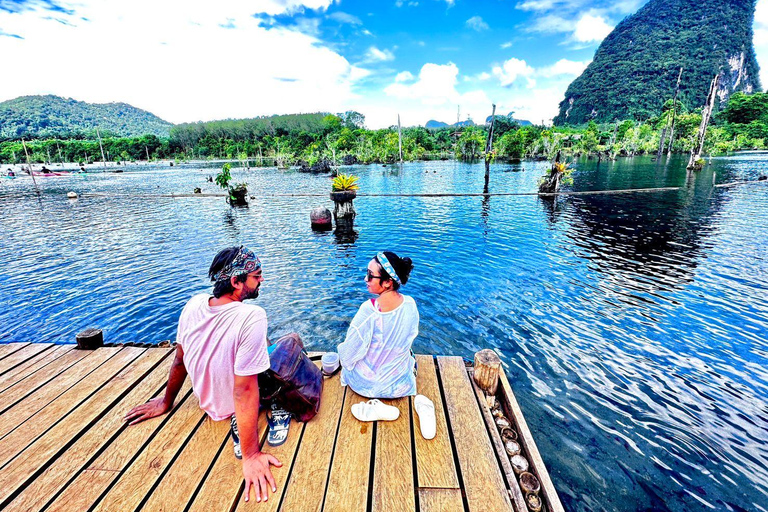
338,251,418,399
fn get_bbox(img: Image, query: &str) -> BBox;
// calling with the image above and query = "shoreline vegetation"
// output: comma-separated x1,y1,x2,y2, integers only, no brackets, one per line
3,92,768,169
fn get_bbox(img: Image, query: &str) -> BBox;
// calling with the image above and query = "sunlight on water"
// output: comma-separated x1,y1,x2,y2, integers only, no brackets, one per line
1,154,767,512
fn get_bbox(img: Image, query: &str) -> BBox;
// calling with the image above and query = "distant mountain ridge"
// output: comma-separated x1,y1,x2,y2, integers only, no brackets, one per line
425,114,531,129
0,95,173,139
554,0,762,124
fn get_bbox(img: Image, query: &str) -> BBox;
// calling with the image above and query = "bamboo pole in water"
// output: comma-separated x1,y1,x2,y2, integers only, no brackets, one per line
667,67,684,157
397,114,403,164
96,127,108,172
484,104,497,192
687,74,718,171
21,139,40,194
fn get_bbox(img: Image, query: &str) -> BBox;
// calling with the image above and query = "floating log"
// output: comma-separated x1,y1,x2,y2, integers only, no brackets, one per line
474,348,501,396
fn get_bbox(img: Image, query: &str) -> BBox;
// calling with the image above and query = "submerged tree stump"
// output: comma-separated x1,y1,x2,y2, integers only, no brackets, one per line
310,207,333,232
474,349,501,396
330,191,356,233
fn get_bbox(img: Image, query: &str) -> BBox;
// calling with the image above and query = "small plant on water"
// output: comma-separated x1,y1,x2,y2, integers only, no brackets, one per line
331,173,359,192
215,163,249,204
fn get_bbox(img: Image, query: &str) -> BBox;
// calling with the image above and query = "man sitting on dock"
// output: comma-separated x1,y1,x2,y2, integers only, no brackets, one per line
124,245,281,504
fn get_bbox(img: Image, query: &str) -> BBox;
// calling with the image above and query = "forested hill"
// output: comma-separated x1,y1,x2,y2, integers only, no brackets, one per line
554,0,761,125
0,95,173,140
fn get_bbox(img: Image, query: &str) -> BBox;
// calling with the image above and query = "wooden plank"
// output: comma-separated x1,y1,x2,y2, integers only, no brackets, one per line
419,488,465,512
499,370,564,512
140,417,232,512
280,371,346,512
0,347,162,506
187,409,269,512
322,388,373,512
468,370,527,512
235,419,307,511
0,345,74,394
44,382,196,512
0,343,52,375
3,349,175,512
372,396,415,512
414,355,459,489
437,357,512,512
88,390,207,512
0,343,30,360
0,347,116,421
0,347,137,466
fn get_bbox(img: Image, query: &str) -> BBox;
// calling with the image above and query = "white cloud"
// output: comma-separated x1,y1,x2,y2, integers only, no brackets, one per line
365,46,395,62
537,58,590,77
395,71,415,82
478,72,492,81
492,58,536,88
0,0,366,123
466,16,489,32
572,14,613,43
327,12,362,25
500,42,512,49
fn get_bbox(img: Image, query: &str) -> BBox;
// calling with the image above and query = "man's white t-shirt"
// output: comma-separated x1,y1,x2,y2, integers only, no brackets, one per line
176,293,270,421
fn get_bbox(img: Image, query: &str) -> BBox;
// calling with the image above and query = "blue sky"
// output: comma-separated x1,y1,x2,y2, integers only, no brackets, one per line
1,0,767,128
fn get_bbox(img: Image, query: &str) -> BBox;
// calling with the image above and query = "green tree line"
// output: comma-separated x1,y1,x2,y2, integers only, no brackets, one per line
3,93,767,167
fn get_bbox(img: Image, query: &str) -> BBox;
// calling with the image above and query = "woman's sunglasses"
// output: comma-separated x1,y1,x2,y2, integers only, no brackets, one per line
366,270,384,281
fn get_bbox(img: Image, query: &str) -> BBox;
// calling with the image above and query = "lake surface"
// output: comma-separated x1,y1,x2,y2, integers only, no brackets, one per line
1,154,767,512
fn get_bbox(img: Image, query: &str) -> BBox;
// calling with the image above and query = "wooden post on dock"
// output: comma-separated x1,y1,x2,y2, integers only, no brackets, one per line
687,74,718,171
474,349,501,402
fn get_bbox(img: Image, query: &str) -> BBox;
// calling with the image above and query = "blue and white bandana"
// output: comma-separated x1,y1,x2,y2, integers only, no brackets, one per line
212,246,261,282
376,252,400,284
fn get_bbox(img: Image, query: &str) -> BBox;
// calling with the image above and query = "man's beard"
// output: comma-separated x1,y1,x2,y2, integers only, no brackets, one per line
242,286,260,301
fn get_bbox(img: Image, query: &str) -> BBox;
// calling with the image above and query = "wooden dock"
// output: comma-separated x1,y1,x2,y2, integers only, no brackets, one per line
0,343,563,512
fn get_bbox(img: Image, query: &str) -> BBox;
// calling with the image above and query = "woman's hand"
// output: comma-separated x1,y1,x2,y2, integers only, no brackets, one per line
124,397,171,425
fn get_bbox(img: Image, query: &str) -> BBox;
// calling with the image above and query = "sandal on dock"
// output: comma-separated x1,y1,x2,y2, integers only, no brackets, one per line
267,406,292,446
351,399,400,422
414,395,436,440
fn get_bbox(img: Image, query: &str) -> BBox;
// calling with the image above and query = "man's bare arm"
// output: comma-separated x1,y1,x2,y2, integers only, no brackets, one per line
124,344,188,425
234,374,282,503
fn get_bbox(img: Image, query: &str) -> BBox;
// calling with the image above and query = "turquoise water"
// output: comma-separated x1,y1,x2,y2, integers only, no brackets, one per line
1,154,767,511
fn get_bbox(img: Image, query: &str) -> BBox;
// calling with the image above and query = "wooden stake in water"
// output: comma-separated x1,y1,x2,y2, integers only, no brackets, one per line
96,127,108,172
687,74,718,171
21,139,40,194
667,67,684,157
398,114,403,164
484,104,497,192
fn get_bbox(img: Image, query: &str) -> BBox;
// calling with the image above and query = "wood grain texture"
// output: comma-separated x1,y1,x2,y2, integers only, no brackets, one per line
0,345,73,394
0,343,30,360
323,388,373,512
414,355,459,489
437,356,512,512
3,350,174,512
499,370,564,512
469,370,527,512
187,409,268,512
0,346,108,418
372,396,415,512
45,382,196,512
418,488,465,512
0,347,139,468
140,417,231,512
280,371,346,512
0,343,52,375
88,391,206,512
0,347,159,506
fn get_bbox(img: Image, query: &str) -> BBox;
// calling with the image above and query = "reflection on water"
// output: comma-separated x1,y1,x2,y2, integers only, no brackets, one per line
1,154,767,512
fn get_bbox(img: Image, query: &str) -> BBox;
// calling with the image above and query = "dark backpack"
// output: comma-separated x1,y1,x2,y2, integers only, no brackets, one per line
258,334,323,422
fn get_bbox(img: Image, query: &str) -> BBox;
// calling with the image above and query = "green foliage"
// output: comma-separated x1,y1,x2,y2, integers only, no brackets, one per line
215,163,232,189
332,173,359,191
0,95,172,140
554,0,761,125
